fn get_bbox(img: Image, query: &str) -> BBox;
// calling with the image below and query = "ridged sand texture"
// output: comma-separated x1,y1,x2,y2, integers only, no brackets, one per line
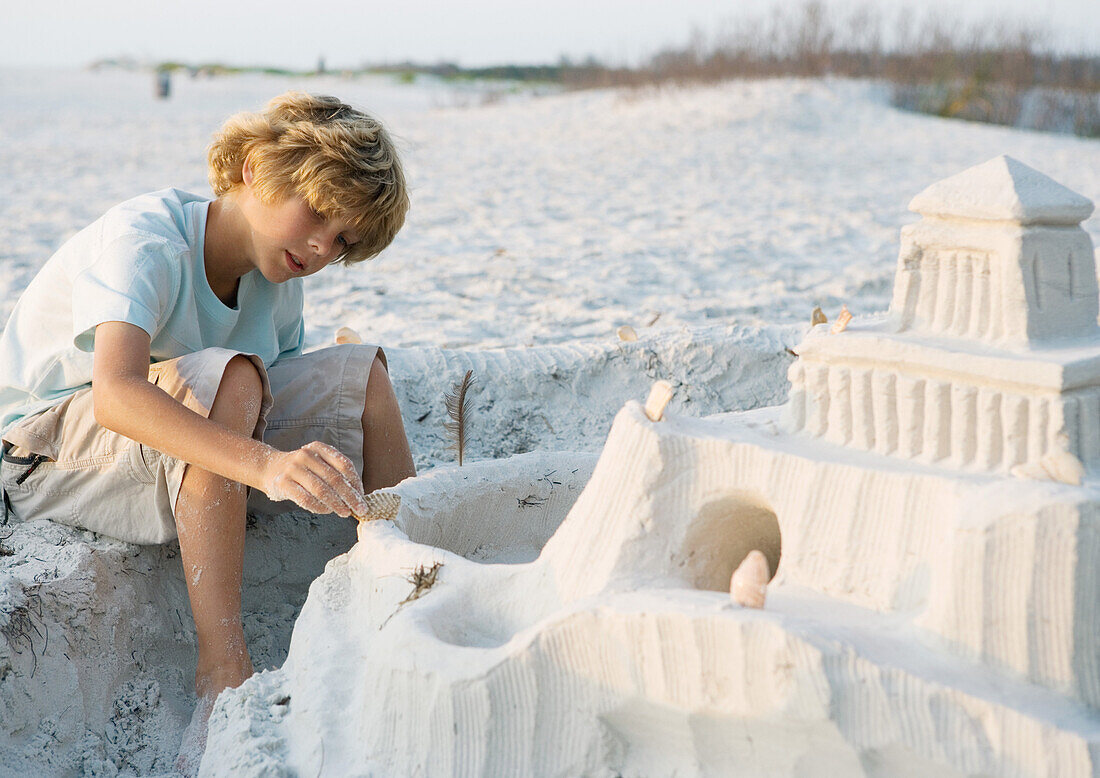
205,400,1100,776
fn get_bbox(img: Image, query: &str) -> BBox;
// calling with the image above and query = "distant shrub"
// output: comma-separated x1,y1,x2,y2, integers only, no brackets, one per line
555,1,1100,137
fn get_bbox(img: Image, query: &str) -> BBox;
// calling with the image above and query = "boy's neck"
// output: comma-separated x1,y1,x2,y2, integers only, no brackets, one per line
204,197,252,306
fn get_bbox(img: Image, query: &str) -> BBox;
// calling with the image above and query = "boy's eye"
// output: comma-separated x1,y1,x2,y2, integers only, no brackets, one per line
337,235,349,248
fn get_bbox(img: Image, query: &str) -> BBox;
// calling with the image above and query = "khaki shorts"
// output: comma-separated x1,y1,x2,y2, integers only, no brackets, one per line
1,344,384,545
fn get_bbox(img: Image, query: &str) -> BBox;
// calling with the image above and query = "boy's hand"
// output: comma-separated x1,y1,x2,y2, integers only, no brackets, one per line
262,441,369,518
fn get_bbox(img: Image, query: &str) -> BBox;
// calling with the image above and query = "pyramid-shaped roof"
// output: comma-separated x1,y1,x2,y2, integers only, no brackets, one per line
908,155,1094,225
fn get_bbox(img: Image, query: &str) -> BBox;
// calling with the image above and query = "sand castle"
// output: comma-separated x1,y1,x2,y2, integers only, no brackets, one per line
205,157,1100,776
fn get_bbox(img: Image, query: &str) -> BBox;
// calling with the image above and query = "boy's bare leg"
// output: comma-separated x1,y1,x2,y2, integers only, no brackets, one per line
174,356,263,700
362,354,415,492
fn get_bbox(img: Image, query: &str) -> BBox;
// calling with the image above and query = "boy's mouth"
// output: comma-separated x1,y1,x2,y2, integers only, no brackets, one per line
285,251,305,272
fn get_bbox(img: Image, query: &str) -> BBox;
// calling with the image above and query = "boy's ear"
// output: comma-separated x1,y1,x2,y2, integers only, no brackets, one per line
242,156,254,187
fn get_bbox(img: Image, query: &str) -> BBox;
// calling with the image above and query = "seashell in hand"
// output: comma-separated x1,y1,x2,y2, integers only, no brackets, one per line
353,491,402,523
644,380,673,422
830,305,852,334
730,550,770,609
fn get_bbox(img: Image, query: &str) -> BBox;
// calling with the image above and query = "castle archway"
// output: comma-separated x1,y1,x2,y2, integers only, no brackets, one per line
680,492,781,592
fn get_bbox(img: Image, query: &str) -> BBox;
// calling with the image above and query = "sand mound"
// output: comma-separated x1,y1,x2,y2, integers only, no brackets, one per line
0,324,793,775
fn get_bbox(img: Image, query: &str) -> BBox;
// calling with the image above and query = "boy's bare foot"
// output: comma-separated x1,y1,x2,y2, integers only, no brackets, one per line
194,657,254,701
177,660,253,775
176,692,216,777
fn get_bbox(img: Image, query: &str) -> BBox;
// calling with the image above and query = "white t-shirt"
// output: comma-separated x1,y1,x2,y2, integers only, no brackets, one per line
0,188,305,434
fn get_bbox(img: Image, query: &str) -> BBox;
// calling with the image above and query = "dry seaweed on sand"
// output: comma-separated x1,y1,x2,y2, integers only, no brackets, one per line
398,562,443,606
380,561,444,629
444,370,477,466
1,588,46,677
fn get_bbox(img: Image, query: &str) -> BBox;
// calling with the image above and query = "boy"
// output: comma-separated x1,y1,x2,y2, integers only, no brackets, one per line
0,92,416,764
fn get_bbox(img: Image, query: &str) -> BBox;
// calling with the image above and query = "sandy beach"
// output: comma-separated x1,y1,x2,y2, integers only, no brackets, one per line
2,68,1100,775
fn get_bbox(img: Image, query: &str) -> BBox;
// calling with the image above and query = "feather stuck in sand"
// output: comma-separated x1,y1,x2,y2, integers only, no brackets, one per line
444,370,477,466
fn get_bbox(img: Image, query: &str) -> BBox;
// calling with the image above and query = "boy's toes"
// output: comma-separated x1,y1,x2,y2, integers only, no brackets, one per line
176,693,216,777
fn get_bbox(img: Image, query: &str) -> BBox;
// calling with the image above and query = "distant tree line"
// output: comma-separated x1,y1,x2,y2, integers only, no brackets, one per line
365,2,1100,136
97,2,1100,136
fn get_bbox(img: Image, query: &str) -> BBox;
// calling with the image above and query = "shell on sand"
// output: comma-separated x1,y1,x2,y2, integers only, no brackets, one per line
617,325,638,342
353,492,402,523
1011,449,1085,486
811,306,828,326
644,380,673,422
335,326,364,345
830,305,852,334
730,550,769,609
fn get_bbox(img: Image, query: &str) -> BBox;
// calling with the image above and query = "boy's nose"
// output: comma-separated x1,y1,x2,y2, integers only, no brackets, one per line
310,232,336,258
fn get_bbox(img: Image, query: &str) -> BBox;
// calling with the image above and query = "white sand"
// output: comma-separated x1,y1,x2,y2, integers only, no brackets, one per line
3,70,1099,351
1,68,1099,776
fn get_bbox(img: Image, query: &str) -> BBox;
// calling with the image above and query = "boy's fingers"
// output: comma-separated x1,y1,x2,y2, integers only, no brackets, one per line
339,475,370,516
278,479,328,515
267,455,346,515
283,454,349,515
306,443,368,508
296,445,366,515
296,466,352,517
308,442,362,484
277,442,365,516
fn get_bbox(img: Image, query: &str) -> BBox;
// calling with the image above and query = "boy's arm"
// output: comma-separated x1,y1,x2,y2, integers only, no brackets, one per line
91,321,368,517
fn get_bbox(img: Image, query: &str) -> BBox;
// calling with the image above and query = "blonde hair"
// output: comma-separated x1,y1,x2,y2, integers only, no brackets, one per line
208,92,408,265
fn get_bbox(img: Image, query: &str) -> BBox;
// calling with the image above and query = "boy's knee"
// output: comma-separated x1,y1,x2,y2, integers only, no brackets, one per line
362,354,395,420
222,355,263,392
365,354,390,392
214,356,264,428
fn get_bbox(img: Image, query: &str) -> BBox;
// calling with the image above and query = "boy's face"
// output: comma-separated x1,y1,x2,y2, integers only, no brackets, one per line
238,162,360,283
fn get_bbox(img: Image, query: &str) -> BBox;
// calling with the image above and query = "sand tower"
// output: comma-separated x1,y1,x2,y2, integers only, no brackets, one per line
786,155,1100,474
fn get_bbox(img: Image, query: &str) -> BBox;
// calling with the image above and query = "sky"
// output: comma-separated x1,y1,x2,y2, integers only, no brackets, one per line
4,0,1098,70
